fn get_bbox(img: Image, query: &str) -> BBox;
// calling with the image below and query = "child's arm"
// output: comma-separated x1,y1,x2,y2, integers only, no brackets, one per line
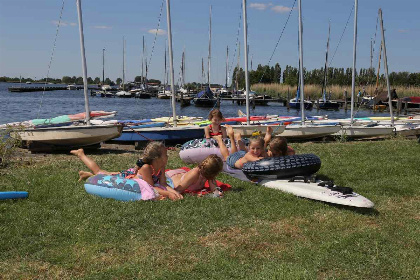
244,152,264,162
204,126,211,138
154,187,182,201
221,126,227,139
208,179,222,197
138,165,155,186
159,168,183,199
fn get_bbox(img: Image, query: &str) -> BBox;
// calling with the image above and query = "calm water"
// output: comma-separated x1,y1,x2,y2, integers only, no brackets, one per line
0,82,390,124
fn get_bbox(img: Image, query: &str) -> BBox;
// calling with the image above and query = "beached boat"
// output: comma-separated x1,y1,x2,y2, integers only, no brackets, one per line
8,1,123,151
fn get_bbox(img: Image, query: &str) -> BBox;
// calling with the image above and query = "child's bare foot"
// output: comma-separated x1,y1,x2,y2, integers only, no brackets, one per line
78,170,93,182
264,126,273,143
70,148,84,157
235,132,247,151
225,125,235,138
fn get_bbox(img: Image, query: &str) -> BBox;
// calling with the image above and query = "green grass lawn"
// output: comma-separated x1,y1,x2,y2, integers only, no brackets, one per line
0,139,419,279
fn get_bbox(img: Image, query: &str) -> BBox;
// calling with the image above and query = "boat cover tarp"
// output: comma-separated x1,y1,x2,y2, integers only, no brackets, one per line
197,87,214,99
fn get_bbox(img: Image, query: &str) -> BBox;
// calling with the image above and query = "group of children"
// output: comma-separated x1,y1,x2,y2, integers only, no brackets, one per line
72,109,294,201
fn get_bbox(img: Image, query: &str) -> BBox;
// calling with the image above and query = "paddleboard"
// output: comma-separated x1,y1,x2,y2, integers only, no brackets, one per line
260,178,374,208
222,164,374,208
0,191,28,200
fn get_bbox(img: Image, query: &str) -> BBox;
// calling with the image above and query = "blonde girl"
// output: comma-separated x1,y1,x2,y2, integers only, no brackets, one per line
71,142,183,201
166,154,224,197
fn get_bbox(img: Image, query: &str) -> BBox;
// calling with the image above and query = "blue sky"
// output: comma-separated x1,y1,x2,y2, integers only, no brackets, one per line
0,0,418,85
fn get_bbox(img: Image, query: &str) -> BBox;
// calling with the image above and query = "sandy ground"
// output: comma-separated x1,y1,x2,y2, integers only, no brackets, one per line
7,143,140,165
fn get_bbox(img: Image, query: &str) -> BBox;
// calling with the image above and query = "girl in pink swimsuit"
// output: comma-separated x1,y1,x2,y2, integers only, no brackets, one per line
166,155,224,196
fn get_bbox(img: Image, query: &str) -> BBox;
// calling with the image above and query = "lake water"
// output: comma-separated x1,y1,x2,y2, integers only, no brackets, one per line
0,82,390,124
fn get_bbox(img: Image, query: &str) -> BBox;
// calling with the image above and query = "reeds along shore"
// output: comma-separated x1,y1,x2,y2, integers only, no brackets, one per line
253,83,420,100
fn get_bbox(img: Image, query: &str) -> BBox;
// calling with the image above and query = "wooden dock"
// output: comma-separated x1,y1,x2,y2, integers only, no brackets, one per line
8,86,84,92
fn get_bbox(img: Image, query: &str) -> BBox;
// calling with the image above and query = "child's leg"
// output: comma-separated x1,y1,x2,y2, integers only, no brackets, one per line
70,149,103,175
214,135,230,161
225,125,238,154
78,170,94,182
235,132,247,151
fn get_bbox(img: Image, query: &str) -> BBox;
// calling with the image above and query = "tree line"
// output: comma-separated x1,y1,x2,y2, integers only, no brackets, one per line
231,64,420,89
1,64,419,88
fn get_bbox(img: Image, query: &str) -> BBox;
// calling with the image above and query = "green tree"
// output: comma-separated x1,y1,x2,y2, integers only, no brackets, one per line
93,77,101,84
116,78,122,85
62,76,72,84
75,77,84,85
104,78,112,85
148,79,161,85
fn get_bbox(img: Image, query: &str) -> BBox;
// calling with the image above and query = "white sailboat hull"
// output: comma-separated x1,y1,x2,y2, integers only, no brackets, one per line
333,126,394,138
12,124,123,147
230,125,285,137
279,125,340,139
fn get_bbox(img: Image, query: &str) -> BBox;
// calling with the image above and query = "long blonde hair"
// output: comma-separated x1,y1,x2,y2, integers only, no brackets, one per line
142,141,165,164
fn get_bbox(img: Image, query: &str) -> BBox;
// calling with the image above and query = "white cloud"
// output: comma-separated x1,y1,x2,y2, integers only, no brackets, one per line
51,20,76,27
398,29,408,33
148,28,166,35
93,25,112,29
271,5,292,13
250,3,272,11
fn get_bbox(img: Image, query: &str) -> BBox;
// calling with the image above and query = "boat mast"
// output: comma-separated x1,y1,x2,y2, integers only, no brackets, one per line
76,0,91,125
102,48,105,85
350,0,358,124
379,8,394,126
202,58,205,87
242,0,250,125
181,48,185,87
236,41,240,92
164,42,167,90
297,0,305,125
376,42,383,90
142,36,144,87
208,6,212,89
322,21,331,102
122,37,125,91
226,46,229,89
166,0,177,126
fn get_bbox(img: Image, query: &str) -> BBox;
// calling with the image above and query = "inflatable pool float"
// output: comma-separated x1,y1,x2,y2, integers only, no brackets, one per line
84,174,157,201
242,154,321,180
180,138,249,163
0,191,28,200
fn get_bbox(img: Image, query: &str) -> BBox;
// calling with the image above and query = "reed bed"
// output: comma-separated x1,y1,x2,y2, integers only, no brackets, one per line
253,83,420,100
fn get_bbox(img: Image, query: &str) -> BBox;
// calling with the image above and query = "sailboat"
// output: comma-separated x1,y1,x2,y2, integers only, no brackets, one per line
157,44,172,99
113,0,204,145
10,0,122,151
279,0,339,139
193,6,217,108
134,36,152,99
332,2,393,139
115,38,132,98
317,22,339,110
288,87,313,110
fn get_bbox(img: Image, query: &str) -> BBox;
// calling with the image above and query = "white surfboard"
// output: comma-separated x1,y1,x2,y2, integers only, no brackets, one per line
223,164,374,208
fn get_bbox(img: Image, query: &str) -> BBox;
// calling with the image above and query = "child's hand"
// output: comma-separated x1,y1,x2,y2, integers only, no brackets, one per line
167,188,183,200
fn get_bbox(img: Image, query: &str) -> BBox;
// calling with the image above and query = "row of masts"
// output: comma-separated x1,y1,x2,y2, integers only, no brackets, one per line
86,0,394,128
